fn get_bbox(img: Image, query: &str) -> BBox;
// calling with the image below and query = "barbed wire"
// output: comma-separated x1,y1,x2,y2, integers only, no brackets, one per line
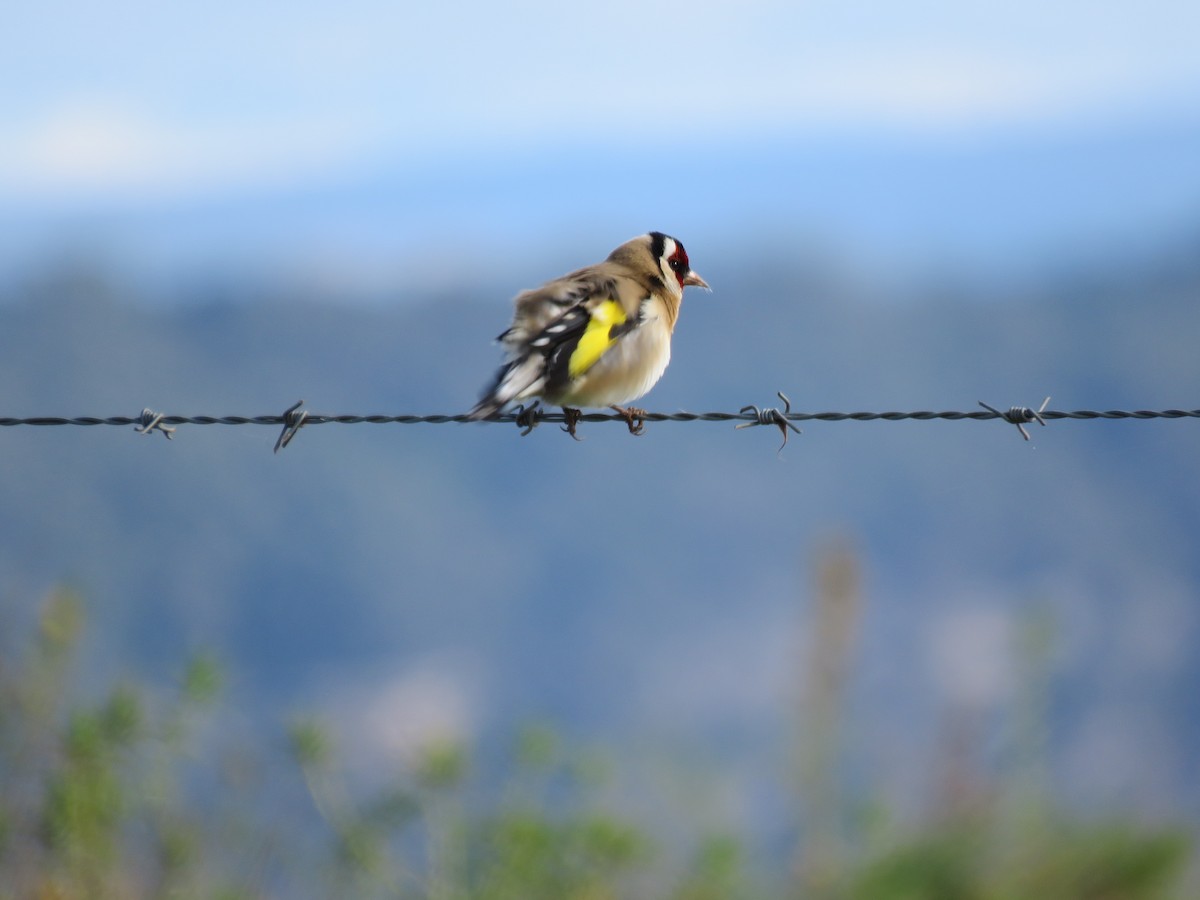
1,394,1197,453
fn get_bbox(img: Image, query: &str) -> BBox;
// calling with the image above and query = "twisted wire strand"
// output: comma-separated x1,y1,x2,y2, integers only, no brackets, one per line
2,407,1197,428
2,402,1198,455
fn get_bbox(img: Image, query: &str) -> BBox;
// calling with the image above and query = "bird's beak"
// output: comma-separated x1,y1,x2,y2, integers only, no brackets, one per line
683,270,710,291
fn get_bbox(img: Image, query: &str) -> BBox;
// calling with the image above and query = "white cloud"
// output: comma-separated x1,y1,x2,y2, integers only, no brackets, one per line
0,98,385,203
18,103,162,183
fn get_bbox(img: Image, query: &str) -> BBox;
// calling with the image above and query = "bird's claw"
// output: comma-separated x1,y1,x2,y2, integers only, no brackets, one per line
611,405,646,436
560,407,584,440
514,402,541,436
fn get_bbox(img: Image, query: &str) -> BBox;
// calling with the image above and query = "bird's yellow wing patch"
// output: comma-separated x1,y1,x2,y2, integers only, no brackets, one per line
567,299,626,379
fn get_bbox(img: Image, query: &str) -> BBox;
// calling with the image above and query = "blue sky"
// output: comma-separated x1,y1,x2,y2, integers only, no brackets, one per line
5,1,1199,203
3,2,1200,290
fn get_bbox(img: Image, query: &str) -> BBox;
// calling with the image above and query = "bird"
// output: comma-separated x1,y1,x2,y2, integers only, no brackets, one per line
467,232,708,438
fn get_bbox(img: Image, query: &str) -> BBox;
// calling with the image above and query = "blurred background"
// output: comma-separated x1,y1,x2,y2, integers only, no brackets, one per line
2,1,1200,896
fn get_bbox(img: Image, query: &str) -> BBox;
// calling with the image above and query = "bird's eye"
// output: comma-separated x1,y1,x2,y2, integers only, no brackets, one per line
667,244,690,272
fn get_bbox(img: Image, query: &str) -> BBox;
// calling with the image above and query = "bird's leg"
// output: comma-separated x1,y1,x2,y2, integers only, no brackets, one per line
611,405,646,436
560,406,584,440
514,401,541,436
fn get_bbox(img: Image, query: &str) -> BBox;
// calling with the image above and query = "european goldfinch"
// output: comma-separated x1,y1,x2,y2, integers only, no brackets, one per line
468,232,708,437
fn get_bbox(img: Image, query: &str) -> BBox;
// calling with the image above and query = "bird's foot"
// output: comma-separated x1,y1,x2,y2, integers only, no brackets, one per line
560,406,583,440
611,405,646,436
513,402,541,436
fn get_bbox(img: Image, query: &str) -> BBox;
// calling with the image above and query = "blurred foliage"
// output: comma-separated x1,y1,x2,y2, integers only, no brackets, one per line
0,588,1194,899
830,819,1191,900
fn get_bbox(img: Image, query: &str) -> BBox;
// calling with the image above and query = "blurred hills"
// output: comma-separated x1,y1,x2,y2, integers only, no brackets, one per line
3,109,1200,297
2,222,1199,852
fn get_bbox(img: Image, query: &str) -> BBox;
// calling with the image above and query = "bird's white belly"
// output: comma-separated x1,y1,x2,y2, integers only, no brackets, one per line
552,317,672,408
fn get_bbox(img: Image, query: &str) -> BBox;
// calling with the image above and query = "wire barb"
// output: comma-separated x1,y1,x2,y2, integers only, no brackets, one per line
736,391,803,451
273,400,309,453
134,408,176,440
979,397,1051,441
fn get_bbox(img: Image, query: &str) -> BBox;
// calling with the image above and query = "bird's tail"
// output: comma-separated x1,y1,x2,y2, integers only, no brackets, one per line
467,354,546,420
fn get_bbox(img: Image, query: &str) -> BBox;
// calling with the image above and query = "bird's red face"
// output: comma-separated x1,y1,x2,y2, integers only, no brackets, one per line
665,240,709,292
